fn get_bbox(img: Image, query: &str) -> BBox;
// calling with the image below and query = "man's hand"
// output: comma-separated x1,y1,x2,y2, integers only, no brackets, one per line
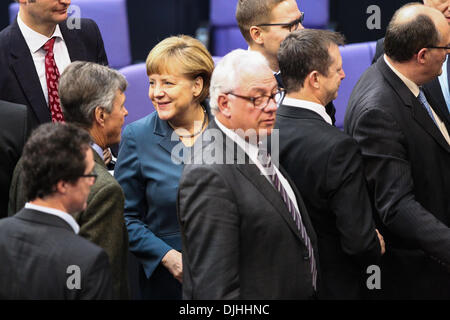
376,229,386,255
161,249,183,283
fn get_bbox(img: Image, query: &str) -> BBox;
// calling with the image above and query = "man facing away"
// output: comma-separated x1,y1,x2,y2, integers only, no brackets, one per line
275,29,384,299
177,49,318,299
0,122,113,299
345,3,450,299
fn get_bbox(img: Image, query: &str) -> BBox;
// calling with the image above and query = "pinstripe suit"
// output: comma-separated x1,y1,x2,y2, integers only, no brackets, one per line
344,57,450,299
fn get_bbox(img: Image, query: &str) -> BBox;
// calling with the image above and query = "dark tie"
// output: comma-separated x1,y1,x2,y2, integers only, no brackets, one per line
43,37,65,122
257,146,317,290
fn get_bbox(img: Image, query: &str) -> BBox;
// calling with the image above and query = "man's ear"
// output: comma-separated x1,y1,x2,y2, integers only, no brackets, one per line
416,48,428,65
308,71,320,89
55,180,68,195
94,106,106,127
249,26,264,45
217,94,232,118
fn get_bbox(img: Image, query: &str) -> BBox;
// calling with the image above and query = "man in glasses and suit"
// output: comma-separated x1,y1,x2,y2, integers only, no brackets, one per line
177,49,318,299
236,0,337,124
9,61,130,299
372,0,450,124
345,3,450,299
0,122,113,299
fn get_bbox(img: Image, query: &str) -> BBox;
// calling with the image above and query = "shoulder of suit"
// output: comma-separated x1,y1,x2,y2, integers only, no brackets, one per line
123,112,158,136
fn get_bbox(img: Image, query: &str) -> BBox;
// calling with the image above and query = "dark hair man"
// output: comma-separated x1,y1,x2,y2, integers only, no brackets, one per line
0,123,113,299
371,0,449,123
345,3,450,299
276,29,385,299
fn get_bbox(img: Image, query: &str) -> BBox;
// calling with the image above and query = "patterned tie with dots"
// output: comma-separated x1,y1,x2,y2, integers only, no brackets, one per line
43,37,65,122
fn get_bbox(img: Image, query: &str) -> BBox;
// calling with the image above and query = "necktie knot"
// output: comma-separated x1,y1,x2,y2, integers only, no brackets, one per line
43,37,56,54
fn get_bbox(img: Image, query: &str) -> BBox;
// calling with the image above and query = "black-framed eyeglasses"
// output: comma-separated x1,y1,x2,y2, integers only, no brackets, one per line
425,46,450,50
79,170,98,183
226,89,285,109
256,12,305,32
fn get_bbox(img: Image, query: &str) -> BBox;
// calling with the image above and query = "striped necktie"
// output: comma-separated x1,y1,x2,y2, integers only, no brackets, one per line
257,146,317,290
418,88,437,126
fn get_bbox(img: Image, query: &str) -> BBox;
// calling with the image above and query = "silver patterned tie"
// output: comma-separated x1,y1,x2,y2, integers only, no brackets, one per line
258,146,317,290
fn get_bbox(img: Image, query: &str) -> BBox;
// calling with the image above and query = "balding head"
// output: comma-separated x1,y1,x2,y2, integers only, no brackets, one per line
385,3,449,62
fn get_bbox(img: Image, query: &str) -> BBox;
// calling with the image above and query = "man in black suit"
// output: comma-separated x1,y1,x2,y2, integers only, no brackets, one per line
235,0,337,124
0,122,113,299
0,100,29,218
177,49,318,299
345,3,450,299
275,29,384,299
0,0,108,130
371,0,449,123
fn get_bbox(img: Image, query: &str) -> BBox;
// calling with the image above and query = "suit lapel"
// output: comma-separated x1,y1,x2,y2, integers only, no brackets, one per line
378,58,450,152
60,22,87,62
9,20,50,124
153,115,184,163
211,121,306,242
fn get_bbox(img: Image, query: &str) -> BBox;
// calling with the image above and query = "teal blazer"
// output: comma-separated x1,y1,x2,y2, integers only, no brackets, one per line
115,105,211,299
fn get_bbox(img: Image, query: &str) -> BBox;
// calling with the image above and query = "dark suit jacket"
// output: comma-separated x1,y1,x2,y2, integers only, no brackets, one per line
8,148,129,299
372,38,449,124
275,104,381,299
0,208,113,299
0,18,108,130
344,57,450,299
177,120,319,299
0,100,29,218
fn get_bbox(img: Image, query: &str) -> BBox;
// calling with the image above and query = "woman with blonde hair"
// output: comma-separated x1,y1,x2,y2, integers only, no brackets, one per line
115,35,214,299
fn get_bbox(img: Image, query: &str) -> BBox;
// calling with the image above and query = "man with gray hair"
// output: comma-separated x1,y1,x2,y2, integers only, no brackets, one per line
345,3,450,299
9,61,129,299
177,49,318,299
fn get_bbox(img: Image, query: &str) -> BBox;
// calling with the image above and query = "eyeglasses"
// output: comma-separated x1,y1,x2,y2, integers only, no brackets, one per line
226,89,285,109
79,169,98,183
256,12,305,32
426,46,450,50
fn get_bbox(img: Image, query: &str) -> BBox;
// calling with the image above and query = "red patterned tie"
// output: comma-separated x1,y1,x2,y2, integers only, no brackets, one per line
43,37,65,122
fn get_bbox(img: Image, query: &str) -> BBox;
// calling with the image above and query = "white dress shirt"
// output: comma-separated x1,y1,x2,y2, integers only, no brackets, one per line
25,202,80,234
17,15,72,104
215,117,300,212
282,97,332,125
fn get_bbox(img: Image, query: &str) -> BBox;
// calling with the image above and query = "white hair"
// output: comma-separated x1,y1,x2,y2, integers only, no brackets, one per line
209,49,270,115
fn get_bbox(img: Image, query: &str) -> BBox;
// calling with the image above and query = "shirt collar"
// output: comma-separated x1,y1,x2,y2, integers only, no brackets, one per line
90,142,104,161
17,14,63,54
282,96,333,125
384,54,420,97
214,117,260,162
25,202,80,234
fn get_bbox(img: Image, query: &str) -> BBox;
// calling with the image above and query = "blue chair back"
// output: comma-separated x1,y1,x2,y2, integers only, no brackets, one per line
334,41,376,129
9,0,131,69
119,63,155,129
